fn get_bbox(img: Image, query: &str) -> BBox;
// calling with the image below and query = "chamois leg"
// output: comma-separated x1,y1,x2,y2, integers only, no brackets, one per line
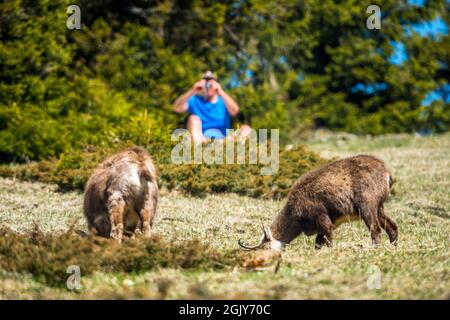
107,193,125,243
360,204,382,246
139,189,158,238
315,214,333,249
133,221,142,237
378,205,398,245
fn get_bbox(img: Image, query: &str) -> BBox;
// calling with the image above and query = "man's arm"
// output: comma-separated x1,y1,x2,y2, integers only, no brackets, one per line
173,89,194,113
173,80,205,113
216,84,239,117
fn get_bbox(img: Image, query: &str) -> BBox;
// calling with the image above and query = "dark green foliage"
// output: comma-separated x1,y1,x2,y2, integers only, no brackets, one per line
0,226,241,287
0,0,449,163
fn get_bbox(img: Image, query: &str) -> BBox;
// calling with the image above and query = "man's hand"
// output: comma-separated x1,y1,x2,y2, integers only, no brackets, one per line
213,81,224,96
192,79,206,93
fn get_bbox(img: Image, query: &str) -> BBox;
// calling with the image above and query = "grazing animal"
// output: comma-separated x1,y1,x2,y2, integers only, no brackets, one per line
238,155,398,251
83,147,159,242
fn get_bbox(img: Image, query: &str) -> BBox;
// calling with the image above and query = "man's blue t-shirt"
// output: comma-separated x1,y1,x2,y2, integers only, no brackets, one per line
187,95,231,139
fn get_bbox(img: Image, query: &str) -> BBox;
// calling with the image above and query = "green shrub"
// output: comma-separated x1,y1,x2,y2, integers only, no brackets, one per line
2,0,449,166
0,143,327,199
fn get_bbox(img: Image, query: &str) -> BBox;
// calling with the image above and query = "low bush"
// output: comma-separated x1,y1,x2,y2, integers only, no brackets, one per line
0,142,327,199
0,226,242,287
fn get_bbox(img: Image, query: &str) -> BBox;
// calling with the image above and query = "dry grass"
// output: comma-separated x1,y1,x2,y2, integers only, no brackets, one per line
0,133,449,299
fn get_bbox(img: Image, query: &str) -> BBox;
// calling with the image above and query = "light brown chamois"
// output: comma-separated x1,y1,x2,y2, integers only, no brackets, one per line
239,155,398,251
83,147,158,242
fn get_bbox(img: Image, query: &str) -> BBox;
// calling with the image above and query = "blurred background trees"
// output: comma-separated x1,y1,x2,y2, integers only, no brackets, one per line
0,0,449,162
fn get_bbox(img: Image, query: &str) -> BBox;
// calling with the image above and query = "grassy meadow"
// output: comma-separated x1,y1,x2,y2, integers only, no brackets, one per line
0,133,449,299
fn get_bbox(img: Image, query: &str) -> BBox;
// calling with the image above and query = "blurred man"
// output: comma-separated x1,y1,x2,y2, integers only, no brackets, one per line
173,71,249,142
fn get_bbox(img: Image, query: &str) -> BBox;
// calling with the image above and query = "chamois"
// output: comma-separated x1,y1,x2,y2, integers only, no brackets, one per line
83,147,159,242
238,155,398,251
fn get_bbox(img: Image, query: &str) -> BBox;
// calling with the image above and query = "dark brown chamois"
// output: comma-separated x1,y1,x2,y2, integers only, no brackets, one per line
238,155,398,251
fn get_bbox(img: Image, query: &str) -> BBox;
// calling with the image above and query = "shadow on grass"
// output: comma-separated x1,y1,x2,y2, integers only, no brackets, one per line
407,202,449,220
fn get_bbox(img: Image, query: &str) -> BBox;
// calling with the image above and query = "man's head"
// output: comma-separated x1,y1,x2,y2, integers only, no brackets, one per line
202,70,218,99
